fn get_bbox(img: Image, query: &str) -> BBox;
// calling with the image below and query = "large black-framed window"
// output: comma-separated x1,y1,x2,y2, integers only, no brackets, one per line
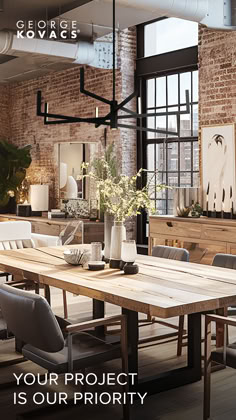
146,69,199,215
136,18,199,250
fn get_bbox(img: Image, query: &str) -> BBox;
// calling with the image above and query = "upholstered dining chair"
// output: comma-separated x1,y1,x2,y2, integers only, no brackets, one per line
0,221,69,317
203,313,236,420
139,245,189,356
212,253,236,316
0,284,130,420
57,220,84,246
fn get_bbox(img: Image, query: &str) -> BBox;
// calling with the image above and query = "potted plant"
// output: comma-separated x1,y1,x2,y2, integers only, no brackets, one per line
0,140,32,213
83,152,166,262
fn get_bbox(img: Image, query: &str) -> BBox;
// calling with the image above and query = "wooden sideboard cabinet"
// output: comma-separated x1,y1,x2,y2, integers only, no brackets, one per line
149,215,236,265
0,214,104,244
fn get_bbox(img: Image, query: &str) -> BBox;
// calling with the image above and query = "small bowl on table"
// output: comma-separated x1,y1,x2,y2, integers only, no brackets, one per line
63,249,90,266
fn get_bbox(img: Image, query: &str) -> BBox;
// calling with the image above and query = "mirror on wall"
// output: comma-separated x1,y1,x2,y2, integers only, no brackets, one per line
58,142,98,201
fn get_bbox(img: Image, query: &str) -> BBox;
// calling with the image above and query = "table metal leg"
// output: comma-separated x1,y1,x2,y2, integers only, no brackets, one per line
126,311,202,395
122,308,139,387
93,299,105,336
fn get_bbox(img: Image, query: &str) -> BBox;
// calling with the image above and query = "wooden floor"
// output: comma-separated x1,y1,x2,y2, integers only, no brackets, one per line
1,287,236,420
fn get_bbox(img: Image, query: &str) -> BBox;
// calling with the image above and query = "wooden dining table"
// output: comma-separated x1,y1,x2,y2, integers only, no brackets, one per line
0,245,236,395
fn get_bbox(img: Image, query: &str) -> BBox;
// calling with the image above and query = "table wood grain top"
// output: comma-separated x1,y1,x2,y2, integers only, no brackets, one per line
0,245,236,318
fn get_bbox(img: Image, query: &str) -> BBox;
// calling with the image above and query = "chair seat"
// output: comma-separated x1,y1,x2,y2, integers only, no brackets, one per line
23,332,121,373
212,343,236,368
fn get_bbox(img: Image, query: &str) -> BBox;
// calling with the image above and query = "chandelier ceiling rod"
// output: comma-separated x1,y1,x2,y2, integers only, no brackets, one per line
36,0,191,135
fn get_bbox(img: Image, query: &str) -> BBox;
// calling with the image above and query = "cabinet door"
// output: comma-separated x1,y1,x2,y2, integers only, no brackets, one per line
183,241,227,265
34,223,60,236
227,244,236,256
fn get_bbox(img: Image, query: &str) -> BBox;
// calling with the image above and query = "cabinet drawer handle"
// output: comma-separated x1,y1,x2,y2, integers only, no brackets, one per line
167,222,173,228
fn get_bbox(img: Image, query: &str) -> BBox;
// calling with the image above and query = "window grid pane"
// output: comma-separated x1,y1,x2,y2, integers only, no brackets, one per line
146,69,199,216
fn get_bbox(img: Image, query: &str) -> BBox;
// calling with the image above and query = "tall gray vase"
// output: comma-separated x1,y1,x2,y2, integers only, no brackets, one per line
104,212,114,261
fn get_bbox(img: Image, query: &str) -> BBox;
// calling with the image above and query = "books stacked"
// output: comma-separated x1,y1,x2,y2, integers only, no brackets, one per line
48,209,66,219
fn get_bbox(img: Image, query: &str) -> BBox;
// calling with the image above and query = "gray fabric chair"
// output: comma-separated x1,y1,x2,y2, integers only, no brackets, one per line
213,254,236,315
139,245,189,356
152,245,190,262
213,253,236,270
0,284,129,420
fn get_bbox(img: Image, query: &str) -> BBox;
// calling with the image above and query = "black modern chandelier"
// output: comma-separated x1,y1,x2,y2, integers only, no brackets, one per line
36,0,190,136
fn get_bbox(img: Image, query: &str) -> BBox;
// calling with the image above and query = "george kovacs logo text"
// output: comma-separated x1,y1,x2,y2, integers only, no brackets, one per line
16,20,79,40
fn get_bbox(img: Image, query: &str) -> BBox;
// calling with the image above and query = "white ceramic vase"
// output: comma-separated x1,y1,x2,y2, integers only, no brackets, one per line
110,221,126,261
104,212,114,261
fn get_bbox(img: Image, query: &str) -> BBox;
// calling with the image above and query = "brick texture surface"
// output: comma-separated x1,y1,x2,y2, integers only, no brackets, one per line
199,25,236,176
0,28,137,237
0,85,10,139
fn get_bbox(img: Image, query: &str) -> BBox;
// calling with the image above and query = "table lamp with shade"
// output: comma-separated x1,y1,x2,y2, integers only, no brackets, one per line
121,240,139,274
29,184,49,216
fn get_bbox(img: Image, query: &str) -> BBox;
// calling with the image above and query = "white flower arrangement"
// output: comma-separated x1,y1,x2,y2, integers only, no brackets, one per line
82,158,167,223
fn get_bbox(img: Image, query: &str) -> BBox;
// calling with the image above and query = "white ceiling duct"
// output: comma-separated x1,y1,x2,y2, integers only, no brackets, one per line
0,31,96,64
101,0,236,30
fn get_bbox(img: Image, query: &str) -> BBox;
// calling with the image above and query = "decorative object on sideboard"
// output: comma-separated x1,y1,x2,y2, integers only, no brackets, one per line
0,140,32,214
16,204,31,217
29,184,49,217
89,199,99,221
230,185,234,219
48,210,66,219
173,188,200,217
61,199,90,219
121,240,139,275
60,162,68,189
191,202,203,218
202,124,236,218
66,176,77,199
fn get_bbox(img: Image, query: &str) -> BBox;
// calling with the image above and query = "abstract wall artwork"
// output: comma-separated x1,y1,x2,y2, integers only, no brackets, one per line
201,124,236,214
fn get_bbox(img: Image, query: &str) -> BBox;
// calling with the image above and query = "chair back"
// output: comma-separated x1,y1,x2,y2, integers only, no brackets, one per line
0,284,64,352
0,221,34,250
213,253,236,270
59,221,83,245
152,245,189,262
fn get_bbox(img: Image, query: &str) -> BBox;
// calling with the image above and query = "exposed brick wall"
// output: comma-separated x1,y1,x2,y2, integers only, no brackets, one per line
0,28,136,237
198,25,236,176
0,85,10,139
119,27,137,177
199,26,236,127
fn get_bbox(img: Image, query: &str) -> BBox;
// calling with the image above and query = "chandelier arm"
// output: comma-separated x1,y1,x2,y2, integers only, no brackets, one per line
45,119,111,126
117,109,190,119
117,123,178,136
80,68,112,106
42,112,108,124
95,88,138,129
120,106,137,116
95,111,112,128
115,90,138,112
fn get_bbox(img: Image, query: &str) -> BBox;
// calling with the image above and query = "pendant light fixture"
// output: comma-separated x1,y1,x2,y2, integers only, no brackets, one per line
36,0,190,136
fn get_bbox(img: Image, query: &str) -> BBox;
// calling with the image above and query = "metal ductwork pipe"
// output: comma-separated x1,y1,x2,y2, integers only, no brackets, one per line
103,0,236,30
108,0,208,21
0,30,96,64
